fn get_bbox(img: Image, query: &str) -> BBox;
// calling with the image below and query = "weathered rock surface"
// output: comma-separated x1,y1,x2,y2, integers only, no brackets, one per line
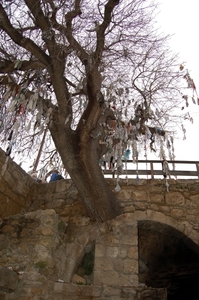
1,148,199,299
0,266,18,292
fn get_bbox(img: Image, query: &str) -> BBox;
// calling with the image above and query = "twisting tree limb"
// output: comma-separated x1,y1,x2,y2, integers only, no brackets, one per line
0,4,50,66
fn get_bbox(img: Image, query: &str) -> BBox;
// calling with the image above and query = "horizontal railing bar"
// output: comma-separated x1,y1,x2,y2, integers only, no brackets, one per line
120,160,199,164
102,160,199,178
103,170,198,176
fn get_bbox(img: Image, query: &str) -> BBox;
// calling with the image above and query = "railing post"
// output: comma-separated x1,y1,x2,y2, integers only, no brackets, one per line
150,162,154,179
196,163,199,179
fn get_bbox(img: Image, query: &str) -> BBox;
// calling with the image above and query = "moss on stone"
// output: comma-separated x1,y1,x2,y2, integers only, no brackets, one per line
34,261,46,269
78,251,94,276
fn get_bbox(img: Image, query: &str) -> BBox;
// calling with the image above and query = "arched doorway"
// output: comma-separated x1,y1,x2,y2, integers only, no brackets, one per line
138,220,199,299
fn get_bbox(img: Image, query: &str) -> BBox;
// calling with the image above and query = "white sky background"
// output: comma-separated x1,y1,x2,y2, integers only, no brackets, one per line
155,0,199,161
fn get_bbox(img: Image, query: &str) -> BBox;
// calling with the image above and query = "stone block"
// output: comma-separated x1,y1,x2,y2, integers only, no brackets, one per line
120,273,139,286
118,274,133,287
118,189,132,201
127,246,138,260
121,232,137,246
95,243,105,257
72,273,86,284
69,216,90,226
123,258,138,274
146,210,166,223
34,243,49,254
184,213,196,223
29,285,46,295
103,285,121,297
0,224,13,233
170,208,184,219
121,287,137,299
100,233,120,245
0,266,18,291
113,257,124,272
134,202,148,210
121,212,136,224
150,193,164,204
165,192,185,206
149,186,165,193
158,205,171,213
135,210,147,220
55,180,68,193
106,245,119,257
140,288,157,298
131,190,148,201
40,214,58,226
190,194,199,206
150,204,159,211
58,205,71,217
123,205,135,213
94,256,114,271
35,225,54,236
117,247,127,258
94,270,119,286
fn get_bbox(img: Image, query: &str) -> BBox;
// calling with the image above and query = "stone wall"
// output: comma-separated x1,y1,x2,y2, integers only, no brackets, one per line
0,209,166,300
1,146,199,239
28,177,199,246
1,148,199,299
0,148,35,217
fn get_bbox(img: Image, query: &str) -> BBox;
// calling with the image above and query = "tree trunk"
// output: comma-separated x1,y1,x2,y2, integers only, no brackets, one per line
50,118,123,222
66,154,122,222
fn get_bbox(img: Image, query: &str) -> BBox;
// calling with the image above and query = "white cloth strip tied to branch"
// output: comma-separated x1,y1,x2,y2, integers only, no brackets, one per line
166,179,169,192
135,153,139,184
132,139,137,163
162,159,170,192
115,175,121,192
162,159,170,178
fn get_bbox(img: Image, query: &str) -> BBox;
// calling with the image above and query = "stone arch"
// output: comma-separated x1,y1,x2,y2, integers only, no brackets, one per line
134,210,199,246
138,219,199,299
63,223,101,283
91,211,199,291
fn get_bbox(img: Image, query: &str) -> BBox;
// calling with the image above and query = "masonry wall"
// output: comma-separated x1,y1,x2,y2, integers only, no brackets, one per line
29,177,199,246
1,146,199,235
1,148,199,299
0,148,34,217
0,209,167,300
1,146,199,254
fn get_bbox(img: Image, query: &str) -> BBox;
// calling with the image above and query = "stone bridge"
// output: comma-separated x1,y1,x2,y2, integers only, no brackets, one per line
1,147,199,299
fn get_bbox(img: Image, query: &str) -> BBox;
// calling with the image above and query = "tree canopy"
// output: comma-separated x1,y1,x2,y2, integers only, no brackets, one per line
0,0,197,221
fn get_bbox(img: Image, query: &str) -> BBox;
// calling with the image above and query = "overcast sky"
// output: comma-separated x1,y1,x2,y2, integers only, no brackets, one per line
155,0,199,161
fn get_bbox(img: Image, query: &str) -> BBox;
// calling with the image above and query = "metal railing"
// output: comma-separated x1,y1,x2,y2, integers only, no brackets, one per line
102,160,199,179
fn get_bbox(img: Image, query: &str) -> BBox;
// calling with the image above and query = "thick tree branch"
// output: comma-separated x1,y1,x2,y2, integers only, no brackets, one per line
18,2,73,120
24,0,56,54
0,4,49,66
0,59,46,73
95,0,119,63
64,0,89,67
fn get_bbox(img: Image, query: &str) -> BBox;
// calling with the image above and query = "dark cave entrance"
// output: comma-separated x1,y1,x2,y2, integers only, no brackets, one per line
138,221,199,299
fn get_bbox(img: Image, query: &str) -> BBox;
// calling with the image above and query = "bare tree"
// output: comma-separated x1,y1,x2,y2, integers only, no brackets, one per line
0,0,195,221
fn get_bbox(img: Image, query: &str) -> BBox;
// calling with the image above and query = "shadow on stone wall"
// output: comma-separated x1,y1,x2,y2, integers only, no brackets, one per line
0,148,35,217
